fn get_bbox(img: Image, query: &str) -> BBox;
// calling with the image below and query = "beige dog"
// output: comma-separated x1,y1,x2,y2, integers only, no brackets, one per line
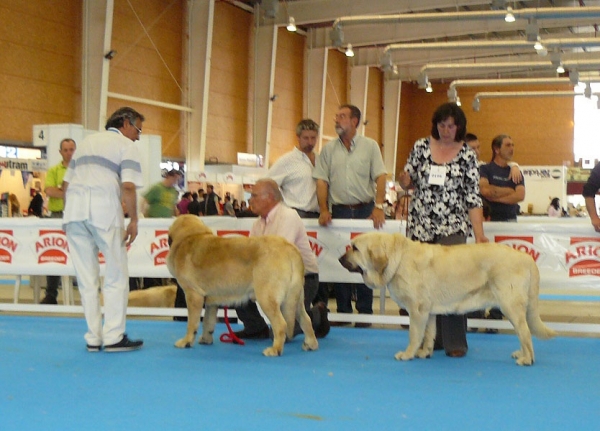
339,232,556,366
166,215,318,357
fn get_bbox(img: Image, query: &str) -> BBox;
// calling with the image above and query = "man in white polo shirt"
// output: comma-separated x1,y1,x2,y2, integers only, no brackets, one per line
63,107,145,353
268,118,320,219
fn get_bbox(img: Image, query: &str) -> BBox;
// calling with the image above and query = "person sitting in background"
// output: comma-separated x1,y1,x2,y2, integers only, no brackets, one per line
28,188,44,217
176,192,192,215
547,197,562,217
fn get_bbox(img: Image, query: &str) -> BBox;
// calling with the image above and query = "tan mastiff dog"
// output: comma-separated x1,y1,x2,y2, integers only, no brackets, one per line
166,215,318,357
339,232,556,366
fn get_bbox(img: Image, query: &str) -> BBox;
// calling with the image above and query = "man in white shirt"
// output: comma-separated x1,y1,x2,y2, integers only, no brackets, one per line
268,119,320,218
63,107,145,352
233,178,329,339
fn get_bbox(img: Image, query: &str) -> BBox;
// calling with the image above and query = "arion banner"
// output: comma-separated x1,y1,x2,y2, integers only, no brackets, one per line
1,216,600,290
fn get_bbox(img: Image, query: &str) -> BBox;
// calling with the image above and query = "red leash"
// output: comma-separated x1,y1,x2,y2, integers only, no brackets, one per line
219,307,245,345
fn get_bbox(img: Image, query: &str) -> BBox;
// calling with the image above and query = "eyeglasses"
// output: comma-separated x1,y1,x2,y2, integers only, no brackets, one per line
131,122,142,134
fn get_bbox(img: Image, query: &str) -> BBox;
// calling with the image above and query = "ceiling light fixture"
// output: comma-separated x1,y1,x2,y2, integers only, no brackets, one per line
345,43,354,57
585,83,592,98
329,25,344,48
455,97,462,107
392,64,399,75
426,82,433,93
505,6,515,23
569,70,580,85
533,37,548,56
286,16,296,32
417,73,429,89
556,63,565,74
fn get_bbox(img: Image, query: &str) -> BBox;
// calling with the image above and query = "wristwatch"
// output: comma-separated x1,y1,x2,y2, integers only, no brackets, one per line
374,203,385,210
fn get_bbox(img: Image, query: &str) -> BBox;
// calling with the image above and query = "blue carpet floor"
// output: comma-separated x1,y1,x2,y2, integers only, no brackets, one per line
0,315,599,430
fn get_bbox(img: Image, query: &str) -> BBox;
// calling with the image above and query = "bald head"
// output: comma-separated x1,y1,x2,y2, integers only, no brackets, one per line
249,178,282,217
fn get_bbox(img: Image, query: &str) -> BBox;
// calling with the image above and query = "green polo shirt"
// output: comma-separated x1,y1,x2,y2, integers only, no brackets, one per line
45,162,68,213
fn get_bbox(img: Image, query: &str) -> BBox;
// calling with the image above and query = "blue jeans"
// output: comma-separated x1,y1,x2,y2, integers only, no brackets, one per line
331,202,374,315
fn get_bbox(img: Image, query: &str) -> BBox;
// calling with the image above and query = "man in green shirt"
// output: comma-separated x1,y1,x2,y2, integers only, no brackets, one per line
141,169,182,290
142,169,182,218
41,138,76,304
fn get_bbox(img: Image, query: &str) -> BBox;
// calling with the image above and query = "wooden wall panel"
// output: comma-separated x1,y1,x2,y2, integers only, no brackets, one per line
203,1,251,164
0,0,81,143
365,67,382,144
269,28,305,165
109,0,183,158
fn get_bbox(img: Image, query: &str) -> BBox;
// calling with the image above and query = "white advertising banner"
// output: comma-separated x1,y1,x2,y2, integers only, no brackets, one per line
2,216,600,291
0,217,404,282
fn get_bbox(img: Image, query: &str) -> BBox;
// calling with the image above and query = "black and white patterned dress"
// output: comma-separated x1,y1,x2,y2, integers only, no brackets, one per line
404,137,482,242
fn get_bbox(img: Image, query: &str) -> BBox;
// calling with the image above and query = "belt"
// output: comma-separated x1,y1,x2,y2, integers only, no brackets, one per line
332,201,373,210
293,208,319,215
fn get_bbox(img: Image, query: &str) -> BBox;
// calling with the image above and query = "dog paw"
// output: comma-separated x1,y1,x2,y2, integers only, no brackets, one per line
394,351,414,361
416,348,432,359
515,357,533,366
174,338,193,348
262,347,282,357
302,340,319,351
198,335,214,345
511,349,523,359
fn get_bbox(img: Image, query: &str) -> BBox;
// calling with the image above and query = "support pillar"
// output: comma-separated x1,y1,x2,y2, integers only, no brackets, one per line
382,79,402,180
185,0,215,177
82,0,113,130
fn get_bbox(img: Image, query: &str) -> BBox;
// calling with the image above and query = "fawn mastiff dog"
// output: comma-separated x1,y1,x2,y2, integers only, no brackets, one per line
166,215,318,357
339,232,556,365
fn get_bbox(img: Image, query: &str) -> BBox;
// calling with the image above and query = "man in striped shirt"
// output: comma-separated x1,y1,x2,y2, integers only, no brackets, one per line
63,107,145,353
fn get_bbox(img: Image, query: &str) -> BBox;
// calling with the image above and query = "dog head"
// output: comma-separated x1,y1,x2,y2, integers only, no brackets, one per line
339,232,400,289
168,215,214,247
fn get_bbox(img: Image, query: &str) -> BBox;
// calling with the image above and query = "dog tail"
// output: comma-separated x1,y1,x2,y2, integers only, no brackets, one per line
526,260,557,340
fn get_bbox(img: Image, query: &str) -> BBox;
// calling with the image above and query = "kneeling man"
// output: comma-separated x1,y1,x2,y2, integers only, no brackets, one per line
234,178,330,339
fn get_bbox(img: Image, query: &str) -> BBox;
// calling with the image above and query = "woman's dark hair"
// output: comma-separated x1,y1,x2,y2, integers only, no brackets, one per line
550,197,560,210
431,102,467,142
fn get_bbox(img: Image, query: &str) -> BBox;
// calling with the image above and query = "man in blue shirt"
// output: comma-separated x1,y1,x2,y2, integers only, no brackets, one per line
480,134,525,221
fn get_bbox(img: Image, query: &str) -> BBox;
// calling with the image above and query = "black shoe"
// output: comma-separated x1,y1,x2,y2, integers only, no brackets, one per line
485,328,499,334
314,302,330,339
40,296,57,305
233,327,270,340
104,334,143,352
86,344,101,352
173,316,188,322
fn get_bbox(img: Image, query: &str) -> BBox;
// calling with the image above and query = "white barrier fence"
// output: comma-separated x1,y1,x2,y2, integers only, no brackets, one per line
3,216,600,291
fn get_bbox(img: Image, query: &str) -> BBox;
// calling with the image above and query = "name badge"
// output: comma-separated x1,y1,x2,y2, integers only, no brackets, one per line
428,165,446,185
